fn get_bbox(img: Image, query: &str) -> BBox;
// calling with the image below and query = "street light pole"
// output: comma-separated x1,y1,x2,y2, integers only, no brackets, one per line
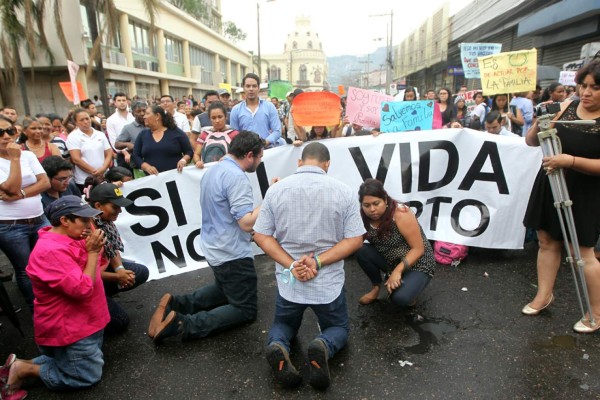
257,3,262,81
370,10,394,95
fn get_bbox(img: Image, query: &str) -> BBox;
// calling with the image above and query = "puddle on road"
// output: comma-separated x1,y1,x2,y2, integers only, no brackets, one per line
402,315,458,354
548,335,577,350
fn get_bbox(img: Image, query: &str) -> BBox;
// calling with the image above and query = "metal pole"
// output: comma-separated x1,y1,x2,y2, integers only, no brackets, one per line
385,10,393,95
257,2,262,81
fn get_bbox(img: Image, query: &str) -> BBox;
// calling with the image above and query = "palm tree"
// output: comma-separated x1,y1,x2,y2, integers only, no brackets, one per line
0,0,54,116
0,0,159,116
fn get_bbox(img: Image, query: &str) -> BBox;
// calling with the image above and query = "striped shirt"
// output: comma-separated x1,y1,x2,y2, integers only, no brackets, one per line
254,165,365,304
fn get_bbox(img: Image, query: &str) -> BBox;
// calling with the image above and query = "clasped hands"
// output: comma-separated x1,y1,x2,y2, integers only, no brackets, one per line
291,253,318,282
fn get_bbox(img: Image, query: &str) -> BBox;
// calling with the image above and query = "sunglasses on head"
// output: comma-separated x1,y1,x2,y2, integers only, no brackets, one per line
0,127,16,136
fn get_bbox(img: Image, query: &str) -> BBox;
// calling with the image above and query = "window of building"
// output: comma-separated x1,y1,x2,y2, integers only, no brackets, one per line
307,41,313,49
293,41,298,50
299,64,307,81
128,20,156,56
190,46,215,84
80,4,120,48
220,58,228,83
165,36,183,63
307,32,310,36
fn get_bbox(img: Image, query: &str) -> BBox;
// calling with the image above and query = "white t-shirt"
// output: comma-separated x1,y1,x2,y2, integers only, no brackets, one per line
471,103,487,125
0,151,45,219
66,128,111,184
106,111,134,151
173,111,191,133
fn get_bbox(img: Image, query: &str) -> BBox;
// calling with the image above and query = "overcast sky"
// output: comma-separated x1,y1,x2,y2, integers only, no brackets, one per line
221,0,473,57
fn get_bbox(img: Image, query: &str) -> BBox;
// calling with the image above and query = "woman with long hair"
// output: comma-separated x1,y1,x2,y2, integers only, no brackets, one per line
491,94,524,133
355,179,435,307
132,105,193,175
539,82,567,103
438,87,457,127
193,102,238,169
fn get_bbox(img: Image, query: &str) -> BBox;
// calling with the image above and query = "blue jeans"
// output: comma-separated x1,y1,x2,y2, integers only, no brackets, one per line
33,330,104,390
0,216,49,309
267,291,349,359
103,260,149,335
356,244,431,307
170,257,257,341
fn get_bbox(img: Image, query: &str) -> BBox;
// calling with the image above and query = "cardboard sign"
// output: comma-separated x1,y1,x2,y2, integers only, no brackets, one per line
59,82,87,103
346,87,393,128
461,43,502,79
380,100,434,132
479,49,537,96
559,71,577,86
291,92,341,126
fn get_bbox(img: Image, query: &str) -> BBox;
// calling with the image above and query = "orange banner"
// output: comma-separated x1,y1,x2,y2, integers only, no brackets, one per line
291,92,341,126
59,82,87,103
338,85,345,96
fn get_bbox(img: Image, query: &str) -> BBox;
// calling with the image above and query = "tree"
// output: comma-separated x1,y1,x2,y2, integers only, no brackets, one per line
167,0,208,20
0,0,54,116
223,21,247,43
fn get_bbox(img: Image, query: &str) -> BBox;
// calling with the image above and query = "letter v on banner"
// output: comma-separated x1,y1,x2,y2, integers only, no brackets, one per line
67,60,81,105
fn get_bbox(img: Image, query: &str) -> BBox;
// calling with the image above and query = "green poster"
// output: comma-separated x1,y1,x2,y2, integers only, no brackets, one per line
269,80,293,100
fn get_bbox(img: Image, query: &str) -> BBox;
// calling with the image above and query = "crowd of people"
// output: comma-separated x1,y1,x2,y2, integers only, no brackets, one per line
0,60,598,397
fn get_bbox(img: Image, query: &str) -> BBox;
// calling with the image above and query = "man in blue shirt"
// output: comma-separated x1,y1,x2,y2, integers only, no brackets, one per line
148,131,265,343
230,73,285,147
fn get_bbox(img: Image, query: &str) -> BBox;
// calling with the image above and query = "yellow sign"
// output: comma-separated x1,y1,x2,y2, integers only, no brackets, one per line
478,49,537,95
219,83,232,94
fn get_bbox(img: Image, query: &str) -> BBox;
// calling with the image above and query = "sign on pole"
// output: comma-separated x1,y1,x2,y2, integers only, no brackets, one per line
478,49,537,96
461,43,502,79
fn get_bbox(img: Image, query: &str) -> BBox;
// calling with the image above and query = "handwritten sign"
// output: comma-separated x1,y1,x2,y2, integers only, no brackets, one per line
380,100,434,132
559,71,577,86
462,90,480,114
291,92,341,126
346,87,393,128
479,49,537,96
268,80,293,100
461,43,502,79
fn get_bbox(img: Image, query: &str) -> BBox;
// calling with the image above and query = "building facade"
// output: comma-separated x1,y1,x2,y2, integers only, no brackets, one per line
0,0,251,116
263,16,328,91
394,0,600,95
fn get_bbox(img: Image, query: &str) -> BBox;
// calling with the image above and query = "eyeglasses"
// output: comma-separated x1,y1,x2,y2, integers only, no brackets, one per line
53,175,73,183
0,128,16,136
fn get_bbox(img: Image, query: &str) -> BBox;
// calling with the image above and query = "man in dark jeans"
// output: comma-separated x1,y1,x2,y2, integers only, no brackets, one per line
148,131,264,343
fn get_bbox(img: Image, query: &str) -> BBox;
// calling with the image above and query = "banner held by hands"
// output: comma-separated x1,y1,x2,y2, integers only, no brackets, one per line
291,92,341,126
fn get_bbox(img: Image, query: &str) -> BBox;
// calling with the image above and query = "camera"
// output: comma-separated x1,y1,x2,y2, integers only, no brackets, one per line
535,102,561,117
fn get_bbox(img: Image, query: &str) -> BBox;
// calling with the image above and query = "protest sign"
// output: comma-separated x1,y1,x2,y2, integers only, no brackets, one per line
433,103,442,129
116,130,541,281
268,80,293,100
559,71,577,86
461,43,502,79
463,90,480,114
338,85,346,96
479,49,537,96
380,100,434,132
291,92,341,126
346,87,393,128
218,83,232,94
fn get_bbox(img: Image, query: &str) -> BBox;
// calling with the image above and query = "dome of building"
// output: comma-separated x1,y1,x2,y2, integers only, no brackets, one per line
284,16,324,53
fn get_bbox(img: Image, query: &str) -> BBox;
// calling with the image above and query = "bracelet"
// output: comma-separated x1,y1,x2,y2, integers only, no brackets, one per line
20,189,26,199
289,261,295,271
114,265,125,271
402,257,410,272
314,255,322,270
571,156,576,168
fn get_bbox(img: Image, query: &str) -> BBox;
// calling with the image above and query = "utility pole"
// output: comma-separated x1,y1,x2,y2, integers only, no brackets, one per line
370,10,394,95
257,3,262,81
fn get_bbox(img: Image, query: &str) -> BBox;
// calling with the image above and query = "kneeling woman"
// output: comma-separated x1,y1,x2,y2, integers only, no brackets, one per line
356,179,435,306
2,196,107,398
88,183,149,335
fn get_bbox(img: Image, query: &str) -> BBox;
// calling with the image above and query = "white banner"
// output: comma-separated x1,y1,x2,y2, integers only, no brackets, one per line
116,129,542,281
66,60,80,105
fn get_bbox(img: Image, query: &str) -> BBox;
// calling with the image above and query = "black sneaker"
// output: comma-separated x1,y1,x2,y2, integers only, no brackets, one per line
307,338,330,390
153,311,183,344
265,342,302,388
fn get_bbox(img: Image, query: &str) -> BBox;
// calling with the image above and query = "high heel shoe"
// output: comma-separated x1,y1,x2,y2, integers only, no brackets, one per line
0,354,16,384
573,318,600,334
521,294,554,315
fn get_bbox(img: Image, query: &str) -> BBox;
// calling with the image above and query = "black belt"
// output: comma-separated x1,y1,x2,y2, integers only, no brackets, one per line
0,216,44,225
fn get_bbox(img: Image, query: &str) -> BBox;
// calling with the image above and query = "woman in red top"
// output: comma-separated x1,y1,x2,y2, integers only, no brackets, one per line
20,118,61,163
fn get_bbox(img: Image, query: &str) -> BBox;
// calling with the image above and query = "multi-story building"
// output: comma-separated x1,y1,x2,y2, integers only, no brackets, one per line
0,0,251,115
262,17,328,92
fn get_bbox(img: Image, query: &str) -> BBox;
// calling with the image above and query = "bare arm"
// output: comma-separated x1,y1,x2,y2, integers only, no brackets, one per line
0,143,22,194
69,149,96,174
317,236,364,267
237,206,261,232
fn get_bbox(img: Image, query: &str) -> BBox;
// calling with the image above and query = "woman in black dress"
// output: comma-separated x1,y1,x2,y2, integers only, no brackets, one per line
522,60,600,333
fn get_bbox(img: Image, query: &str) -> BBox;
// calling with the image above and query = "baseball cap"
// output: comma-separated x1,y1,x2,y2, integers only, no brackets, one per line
218,89,231,96
45,195,102,224
89,183,133,207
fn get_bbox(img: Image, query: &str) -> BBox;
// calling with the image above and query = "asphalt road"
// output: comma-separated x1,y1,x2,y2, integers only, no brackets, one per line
1,245,599,399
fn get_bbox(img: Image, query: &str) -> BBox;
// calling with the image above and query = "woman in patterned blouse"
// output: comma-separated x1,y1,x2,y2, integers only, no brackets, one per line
355,179,436,307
